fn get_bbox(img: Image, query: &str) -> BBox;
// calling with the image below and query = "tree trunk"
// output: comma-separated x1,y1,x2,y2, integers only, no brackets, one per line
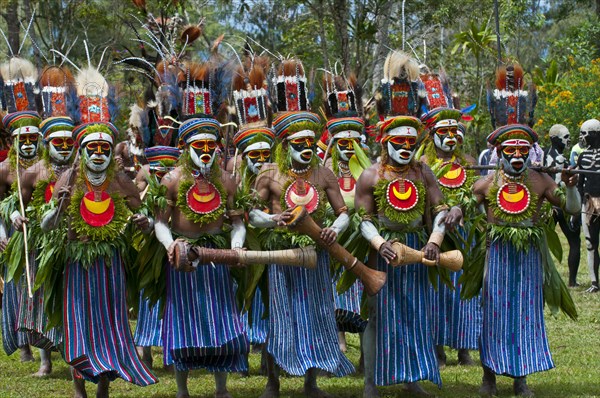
313,0,330,71
22,0,41,66
371,1,396,88
2,0,20,55
328,0,350,74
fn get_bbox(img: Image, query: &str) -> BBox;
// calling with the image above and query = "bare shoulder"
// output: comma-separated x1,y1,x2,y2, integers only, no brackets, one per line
357,163,379,186
256,162,278,182
114,141,127,156
473,174,493,195
162,167,182,189
220,168,237,194
464,153,477,165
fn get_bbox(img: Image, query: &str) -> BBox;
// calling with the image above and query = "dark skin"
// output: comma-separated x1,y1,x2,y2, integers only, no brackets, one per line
156,162,241,262
253,142,347,246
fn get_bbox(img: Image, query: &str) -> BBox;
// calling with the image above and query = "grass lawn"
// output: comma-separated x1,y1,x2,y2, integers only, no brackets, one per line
0,233,599,397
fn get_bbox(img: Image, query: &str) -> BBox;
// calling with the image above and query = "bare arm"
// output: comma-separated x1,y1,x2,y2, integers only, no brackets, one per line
248,165,279,227
154,169,177,250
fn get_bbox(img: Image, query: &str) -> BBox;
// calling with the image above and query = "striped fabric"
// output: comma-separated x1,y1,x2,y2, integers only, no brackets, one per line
267,250,355,376
2,274,29,355
373,233,441,387
17,255,62,350
63,250,157,386
480,238,554,377
333,271,367,333
429,227,482,350
134,293,163,348
247,287,268,344
162,247,249,372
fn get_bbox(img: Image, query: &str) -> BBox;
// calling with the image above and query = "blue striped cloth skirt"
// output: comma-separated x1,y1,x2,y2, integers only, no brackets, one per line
374,233,441,387
333,272,367,333
2,273,29,355
247,287,268,344
17,257,62,350
480,239,554,377
162,255,249,372
134,293,163,347
267,250,355,377
63,250,157,386
430,227,481,349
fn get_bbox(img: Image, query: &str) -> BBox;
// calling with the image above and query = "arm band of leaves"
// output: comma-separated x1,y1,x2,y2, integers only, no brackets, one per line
227,209,245,217
335,205,349,216
432,204,450,216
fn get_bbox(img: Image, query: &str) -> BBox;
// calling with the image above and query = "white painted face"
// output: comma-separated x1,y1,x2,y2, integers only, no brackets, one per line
335,138,359,162
47,135,75,164
84,140,112,172
287,131,315,166
580,119,600,148
386,135,417,165
432,121,459,153
244,142,271,175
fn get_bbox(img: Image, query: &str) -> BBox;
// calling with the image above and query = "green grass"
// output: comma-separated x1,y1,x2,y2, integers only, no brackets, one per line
1,232,599,397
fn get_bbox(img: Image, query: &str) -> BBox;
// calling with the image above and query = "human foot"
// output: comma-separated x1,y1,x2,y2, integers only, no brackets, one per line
259,382,280,398
33,360,52,376
435,345,446,368
304,385,334,398
403,382,432,396
215,390,233,398
20,346,34,362
458,349,475,366
479,367,497,397
514,377,534,397
363,384,380,398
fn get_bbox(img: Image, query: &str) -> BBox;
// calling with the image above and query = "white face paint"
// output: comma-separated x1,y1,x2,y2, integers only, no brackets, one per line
190,147,216,174
387,140,416,165
49,143,74,164
287,131,315,166
432,123,459,154
243,142,271,175
84,141,112,173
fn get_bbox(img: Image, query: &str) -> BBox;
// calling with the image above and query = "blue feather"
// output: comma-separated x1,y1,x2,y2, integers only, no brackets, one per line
108,85,119,123
460,103,477,114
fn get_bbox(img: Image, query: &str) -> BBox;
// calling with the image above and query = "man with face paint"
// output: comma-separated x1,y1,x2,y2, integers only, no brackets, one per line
473,124,580,397
543,124,582,287
249,110,354,398
0,111,43,364
41,121,157,397
155,117,249,398
133,145,181,369
355,116,459,397
419,107,482,368
7,116,77,377
318,117,369,354
576,118,600,293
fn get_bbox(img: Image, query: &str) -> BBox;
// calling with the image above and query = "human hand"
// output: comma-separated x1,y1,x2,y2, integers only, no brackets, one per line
378,241,397,264
561,168,578,187
422,242,441,263
320,227,337,246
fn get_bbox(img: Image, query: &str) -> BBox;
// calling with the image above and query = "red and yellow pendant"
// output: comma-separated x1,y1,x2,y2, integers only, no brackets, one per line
338,176,356,193
386,178,419,211
285,179,319,214
80,191,115,227
186,180,222,214
496,182,530,214
438,162,467,188
44,182,55,203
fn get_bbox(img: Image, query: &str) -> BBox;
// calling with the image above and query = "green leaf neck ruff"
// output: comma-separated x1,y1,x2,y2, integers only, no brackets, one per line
176,157,227,226
373,176,426,226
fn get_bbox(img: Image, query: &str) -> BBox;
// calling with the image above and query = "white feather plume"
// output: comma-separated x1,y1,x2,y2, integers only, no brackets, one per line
76,66,109,97
383,51,420,82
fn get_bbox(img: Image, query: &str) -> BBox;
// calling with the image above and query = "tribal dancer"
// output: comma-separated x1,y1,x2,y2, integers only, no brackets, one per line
543,124,581,287
0,111,41,363
474,124,580,397
250,59,354,397
356,115,460,397
155,117,249,398
420,107,481,367
11,116,77,376
133,145,181,369
317,72,368,354
577,118,600,293
41,120,157,397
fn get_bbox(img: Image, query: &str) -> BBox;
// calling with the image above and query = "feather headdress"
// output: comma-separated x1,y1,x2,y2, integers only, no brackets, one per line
419,65,454,111
39,66,77,119
487,62,537,128
273,59,308,113
0,57,38,113
231,55,271,129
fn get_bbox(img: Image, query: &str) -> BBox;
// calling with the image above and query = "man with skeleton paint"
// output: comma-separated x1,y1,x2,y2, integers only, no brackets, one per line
576,118,600,293
543,124,581,287
155,117,249,398
473,124,580,397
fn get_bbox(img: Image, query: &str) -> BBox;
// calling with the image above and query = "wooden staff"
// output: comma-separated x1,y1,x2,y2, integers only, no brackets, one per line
14,133,32,298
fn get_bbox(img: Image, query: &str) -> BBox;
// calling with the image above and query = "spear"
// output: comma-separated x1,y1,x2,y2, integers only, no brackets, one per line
14,131,33,298
468,164,600,176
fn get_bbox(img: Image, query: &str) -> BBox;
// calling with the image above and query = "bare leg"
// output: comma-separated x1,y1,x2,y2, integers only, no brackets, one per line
513,376,534,397
357,333,364,375
136,346,153,369
33,348,52,376
20,344,34,362
403,382,432,397
363,296,379,398
71,367,87,398
259,353,280,398
479,366,497,397
304,368,334,398
435,345,446,368
337,331,347,353
214,372,232,398
457,349,475,366
175,369,190,398
96,375,109,398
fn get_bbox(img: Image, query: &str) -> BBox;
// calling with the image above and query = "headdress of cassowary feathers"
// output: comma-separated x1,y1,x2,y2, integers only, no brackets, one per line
75,66,117,124
419,64,454,111
39,66,78,119
376,51,425,119
231,55,271,129
322,72,361,119
272,59,308,113
487,62,537,129
0,57,39,113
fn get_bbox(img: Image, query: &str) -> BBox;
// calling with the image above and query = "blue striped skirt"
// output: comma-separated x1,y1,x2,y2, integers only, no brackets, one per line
247,287,268,344
267,250,355,377
134,293,163,348
333,273,367,333
162,256,249,372
63,250,157,386
2,273,29,355
374,233,441,387
17,255,62,350
480,239,554,377
430,226,482,350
